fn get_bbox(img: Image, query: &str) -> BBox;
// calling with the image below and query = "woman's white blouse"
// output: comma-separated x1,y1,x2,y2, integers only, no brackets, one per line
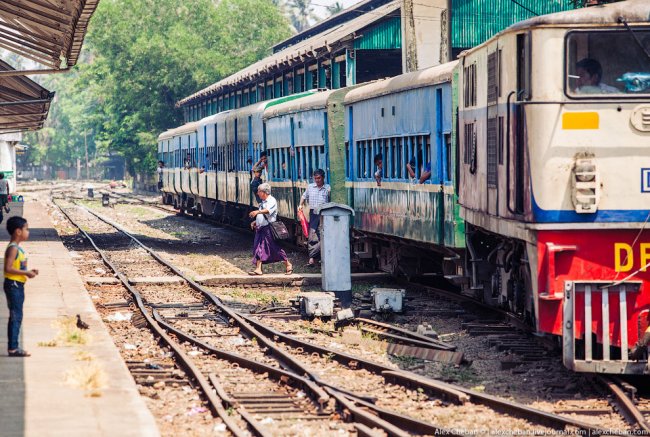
256,195,278,227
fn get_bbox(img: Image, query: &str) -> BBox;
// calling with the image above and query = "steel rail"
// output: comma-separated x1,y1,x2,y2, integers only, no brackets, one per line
53,201,250,437
71,201,617,435
66,201,451,436
153,308,451,437
355,318,456,351
598,376,650,433
151,309,330,406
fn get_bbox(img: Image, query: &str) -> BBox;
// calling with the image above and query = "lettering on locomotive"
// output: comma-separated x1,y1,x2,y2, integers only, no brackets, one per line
614,243,650,272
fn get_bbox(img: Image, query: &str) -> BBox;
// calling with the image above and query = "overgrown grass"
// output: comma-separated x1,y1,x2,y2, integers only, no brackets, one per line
65,361,107,397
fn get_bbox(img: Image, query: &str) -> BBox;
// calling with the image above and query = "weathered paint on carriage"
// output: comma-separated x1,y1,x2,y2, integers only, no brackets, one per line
325,90,348,205
448,65,465,248
344,63,463,248
264,88,357,222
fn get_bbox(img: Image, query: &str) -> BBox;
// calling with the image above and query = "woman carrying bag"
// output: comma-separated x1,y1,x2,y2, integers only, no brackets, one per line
248,183,293,276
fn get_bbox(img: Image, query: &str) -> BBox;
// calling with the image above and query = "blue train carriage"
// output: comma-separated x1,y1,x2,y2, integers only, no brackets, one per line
190,92,320,223
343,62,464,276
262,88,353,237
457,0,650,374
158,122,199,209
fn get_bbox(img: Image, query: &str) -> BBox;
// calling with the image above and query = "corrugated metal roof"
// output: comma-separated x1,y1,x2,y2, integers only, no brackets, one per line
451,0,577,48
0,60,53,134
176,0,401,108
354,16,401,50
0,0,100,68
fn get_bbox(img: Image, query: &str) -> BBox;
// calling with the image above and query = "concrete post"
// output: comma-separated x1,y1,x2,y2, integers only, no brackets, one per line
316,202,355,307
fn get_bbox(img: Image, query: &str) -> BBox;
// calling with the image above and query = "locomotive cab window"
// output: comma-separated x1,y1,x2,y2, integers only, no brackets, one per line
566,30,650,97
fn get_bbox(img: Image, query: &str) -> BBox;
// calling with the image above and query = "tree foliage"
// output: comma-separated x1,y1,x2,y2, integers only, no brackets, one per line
25,0,292,175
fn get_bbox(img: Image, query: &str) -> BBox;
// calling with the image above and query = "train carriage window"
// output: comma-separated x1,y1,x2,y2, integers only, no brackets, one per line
464,63,477,107
463,123,475,166
566,30,650,97
487,117,498,187
345,141,350,179
487,51,498,105
498,117,505,165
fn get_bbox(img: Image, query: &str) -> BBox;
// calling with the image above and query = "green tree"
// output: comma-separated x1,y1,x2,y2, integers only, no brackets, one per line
25,0,292,176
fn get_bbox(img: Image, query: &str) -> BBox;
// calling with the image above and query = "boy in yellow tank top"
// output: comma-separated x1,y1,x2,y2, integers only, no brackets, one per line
4,217,38,357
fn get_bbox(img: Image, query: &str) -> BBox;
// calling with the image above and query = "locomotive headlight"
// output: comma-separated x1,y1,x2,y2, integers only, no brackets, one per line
571,157,600,213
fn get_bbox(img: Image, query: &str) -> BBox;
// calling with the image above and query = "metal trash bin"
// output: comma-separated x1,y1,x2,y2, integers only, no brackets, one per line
102,193,110,207
315,203,354,307
87,187,94,198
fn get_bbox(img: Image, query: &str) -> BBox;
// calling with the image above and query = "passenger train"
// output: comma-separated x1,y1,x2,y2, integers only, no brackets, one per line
159,0,650,374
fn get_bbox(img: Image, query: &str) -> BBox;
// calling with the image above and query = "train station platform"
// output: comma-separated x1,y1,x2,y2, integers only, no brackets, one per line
0,201,159,437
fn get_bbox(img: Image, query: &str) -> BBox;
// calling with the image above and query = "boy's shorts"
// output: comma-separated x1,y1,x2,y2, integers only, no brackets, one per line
0,194,7,207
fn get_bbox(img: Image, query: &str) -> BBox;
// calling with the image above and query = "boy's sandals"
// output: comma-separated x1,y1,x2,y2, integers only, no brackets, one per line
285,268,294,275
248,271,263,276
8,349,30,357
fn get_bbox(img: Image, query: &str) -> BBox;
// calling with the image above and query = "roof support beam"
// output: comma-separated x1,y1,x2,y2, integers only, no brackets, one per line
1,0,72,27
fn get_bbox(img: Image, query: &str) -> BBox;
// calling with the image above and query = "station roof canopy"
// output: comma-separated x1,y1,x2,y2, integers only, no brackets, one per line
176,0,400,108
0,0,100,69
0,60,53,133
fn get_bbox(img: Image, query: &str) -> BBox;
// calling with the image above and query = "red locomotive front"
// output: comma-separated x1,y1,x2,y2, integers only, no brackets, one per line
537,229,650,373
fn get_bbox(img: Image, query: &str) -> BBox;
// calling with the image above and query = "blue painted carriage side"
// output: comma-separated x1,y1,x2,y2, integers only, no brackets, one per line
324,112,330,185
347,84,453,183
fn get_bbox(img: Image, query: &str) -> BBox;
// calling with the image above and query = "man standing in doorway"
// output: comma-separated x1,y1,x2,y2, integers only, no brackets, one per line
0,173,10,224
298,169,330,267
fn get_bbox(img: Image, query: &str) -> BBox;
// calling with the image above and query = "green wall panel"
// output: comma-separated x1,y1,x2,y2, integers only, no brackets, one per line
354,17,401,50
452,0,579,48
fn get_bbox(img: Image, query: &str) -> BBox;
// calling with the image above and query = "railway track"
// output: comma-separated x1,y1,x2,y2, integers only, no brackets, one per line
49,193,627,436
54,197,448,436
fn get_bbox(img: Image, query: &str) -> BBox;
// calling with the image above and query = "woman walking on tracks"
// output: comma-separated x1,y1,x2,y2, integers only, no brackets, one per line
248,183,293,276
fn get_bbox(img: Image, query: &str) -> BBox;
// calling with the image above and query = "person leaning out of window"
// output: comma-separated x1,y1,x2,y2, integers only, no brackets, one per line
406,158,432,184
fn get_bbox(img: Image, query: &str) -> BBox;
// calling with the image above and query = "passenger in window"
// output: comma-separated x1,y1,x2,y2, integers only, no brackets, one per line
575,58,619,94
251,167,263,204
374,154,383,187
184,153,193,169
252,151,268,175
406,158,416,180
298,169,331,267
406,158,432,184
419,162,432,184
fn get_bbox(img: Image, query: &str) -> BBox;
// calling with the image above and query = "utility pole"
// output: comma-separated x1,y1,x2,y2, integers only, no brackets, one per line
84,129,89,180
447,0,452,62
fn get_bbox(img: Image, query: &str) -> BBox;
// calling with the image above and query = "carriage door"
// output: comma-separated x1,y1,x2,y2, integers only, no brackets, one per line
234,118,239,204
435,89,446,243
486,49,499,216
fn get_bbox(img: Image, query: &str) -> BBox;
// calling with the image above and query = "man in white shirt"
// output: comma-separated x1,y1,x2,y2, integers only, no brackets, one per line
298,169,331,267
0,173,10,223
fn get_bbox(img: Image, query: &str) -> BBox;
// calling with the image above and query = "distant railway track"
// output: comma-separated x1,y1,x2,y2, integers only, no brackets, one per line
49,192,627,436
